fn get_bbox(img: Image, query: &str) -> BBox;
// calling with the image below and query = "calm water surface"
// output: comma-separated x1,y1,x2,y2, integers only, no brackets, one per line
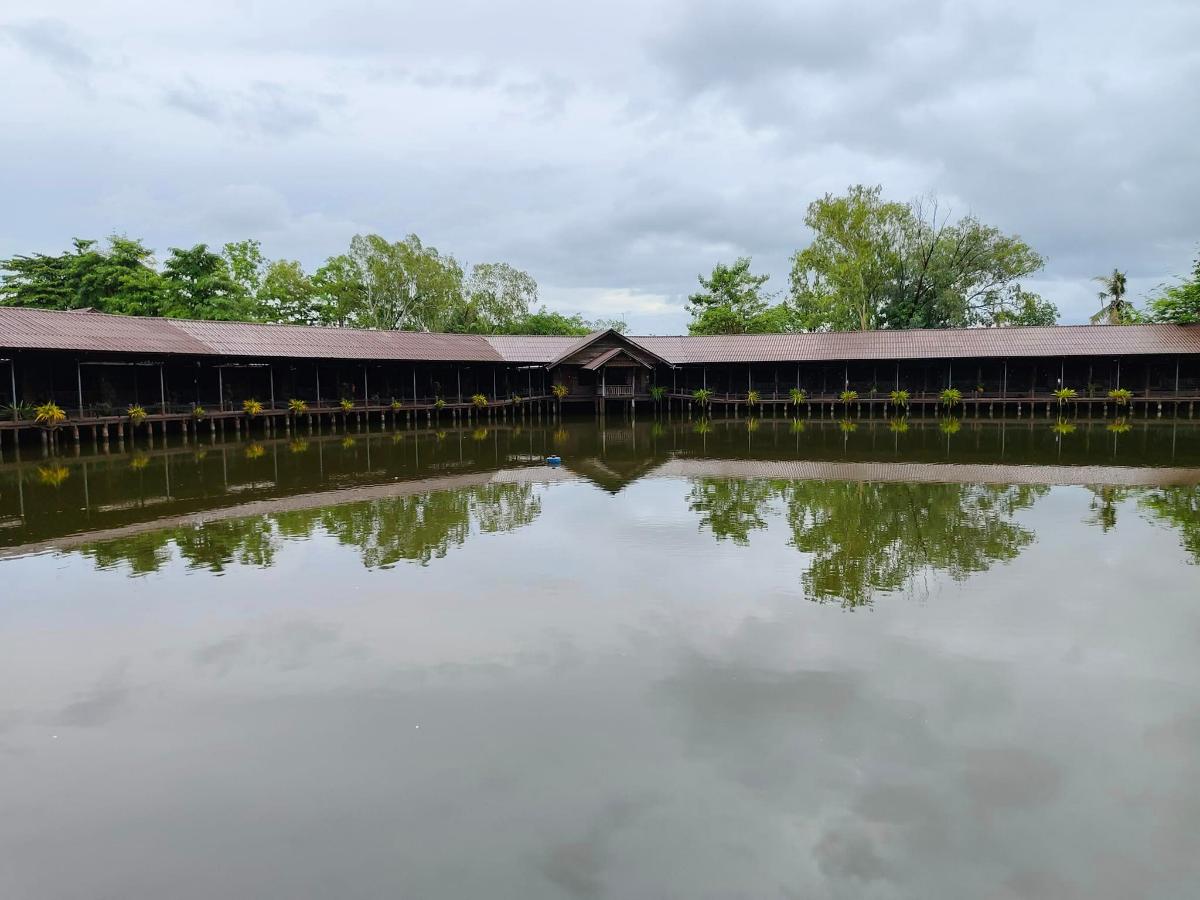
1,416,1199,899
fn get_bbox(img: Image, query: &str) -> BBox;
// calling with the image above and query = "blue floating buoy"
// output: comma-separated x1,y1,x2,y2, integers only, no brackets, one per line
546,455,562,466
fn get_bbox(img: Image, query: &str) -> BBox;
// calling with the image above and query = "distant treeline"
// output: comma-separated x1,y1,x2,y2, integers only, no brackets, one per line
0,233,626,336
3,185,1196,335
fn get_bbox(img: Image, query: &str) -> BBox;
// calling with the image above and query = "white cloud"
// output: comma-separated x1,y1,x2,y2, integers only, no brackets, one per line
0,0,1196,331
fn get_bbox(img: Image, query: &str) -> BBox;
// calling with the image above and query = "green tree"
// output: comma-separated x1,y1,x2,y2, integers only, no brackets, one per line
989,285,1059,327
0,236,165,315
1090,268,1137,324
790,186,1046,331
222,239,267,313
162,244,244,319
497,306,627,336
450,262,537,333
883,199,1046,328
1147,251,1200,324
258,259,316,325
790,185,908,331
310,253,362,327
687,257,784,334
344,233,465,331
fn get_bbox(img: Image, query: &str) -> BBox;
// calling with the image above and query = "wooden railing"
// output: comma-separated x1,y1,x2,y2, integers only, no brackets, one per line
598,384,635,397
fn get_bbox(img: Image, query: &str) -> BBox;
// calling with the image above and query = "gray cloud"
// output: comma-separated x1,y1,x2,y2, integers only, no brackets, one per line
3,17,93,72
0,0,1196,330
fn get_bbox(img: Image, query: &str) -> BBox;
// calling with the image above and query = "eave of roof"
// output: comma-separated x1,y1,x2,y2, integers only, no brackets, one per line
582,347,653,370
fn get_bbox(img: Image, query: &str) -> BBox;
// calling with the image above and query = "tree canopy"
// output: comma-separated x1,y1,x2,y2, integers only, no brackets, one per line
686,257,790,335
789,186,1051,331
0,232,616,336
1147,250,1200,324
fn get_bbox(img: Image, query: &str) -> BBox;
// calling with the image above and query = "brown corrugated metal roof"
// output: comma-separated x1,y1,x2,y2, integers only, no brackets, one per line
482,334,578,362
0,307,211,355
2,307,1199,364
634,324,1200,363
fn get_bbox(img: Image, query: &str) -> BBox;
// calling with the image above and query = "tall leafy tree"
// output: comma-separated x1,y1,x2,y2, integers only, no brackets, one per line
1147,251,1200,324
687,257,784,334
310,254,362,327
450,262,538,333
0,236,165,314
258,259,316,325
790,186,1047,331
222,239,267,315
789,185,909,331
161,244,243,320
883,199,1046,328
342,233,465,331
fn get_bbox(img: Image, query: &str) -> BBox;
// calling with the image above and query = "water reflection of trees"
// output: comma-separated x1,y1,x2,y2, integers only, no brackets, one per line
1083,485,1200,563
1138,488,1200,563
689,479,1047,607
81,482,542,574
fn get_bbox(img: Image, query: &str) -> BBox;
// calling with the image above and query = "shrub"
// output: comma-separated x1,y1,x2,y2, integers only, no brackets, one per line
1,402,36,421
34,402,67,426
940,388,963,408
649,385,666,402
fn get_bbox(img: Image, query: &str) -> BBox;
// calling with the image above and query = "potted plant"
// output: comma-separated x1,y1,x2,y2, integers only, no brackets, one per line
127,404,148,427
34,402,67,428
839,389,858,405
940,387,962,409
889,389,909,410
471,393,489,409
288,398,308,415
692,388,713,410
789,387,807,408
746,389,760,407
1108,388,1133,407
242,398,264,417
1052,387,1077,407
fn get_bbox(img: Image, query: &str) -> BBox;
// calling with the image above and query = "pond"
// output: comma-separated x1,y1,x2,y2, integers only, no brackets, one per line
2,416,1199,898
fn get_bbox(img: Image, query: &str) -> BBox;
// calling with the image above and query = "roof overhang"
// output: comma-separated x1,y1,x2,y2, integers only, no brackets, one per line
582,347,653,370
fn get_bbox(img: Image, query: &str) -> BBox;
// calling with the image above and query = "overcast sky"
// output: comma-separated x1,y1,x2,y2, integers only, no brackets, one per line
1,0,1197,333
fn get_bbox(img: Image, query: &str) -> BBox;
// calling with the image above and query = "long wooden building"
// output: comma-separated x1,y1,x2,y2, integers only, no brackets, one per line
2,307,1200,442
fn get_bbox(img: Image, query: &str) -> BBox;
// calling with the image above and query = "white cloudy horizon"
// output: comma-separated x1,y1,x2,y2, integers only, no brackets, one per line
1,0,1197,334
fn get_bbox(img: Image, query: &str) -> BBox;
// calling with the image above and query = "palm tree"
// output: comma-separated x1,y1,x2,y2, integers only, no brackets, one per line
1091,269,1133,324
